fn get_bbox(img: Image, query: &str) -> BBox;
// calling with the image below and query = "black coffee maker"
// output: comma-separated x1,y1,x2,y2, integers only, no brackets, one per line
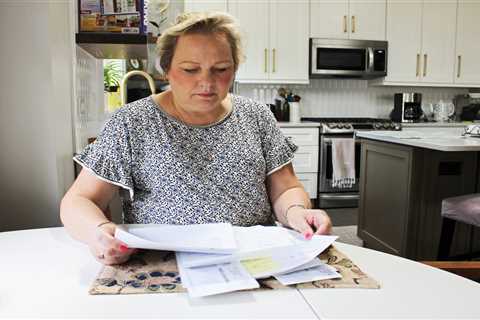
390,93,423,123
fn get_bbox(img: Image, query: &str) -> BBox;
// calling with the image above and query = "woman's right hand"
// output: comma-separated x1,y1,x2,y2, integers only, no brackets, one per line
89,222,136,265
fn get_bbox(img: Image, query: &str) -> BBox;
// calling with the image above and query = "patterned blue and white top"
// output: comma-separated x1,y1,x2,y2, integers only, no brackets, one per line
74,95,297,226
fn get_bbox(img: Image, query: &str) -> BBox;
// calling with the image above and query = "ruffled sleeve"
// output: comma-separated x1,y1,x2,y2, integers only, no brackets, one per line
73,111,134,199
256,103,298,175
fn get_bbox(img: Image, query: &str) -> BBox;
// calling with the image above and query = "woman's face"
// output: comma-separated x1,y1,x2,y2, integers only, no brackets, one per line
166,32,235,113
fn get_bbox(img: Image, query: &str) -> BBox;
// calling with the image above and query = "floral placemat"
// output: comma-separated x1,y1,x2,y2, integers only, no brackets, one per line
89,245,380,295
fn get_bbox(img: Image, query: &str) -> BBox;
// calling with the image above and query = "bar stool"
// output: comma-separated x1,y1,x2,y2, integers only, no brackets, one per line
438,193,480,260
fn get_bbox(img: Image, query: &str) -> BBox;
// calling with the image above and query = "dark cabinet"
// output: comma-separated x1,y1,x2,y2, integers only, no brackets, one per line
358,139,479,260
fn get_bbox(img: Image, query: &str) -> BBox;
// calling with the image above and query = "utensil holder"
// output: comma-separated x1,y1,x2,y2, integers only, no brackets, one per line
289,102,301,123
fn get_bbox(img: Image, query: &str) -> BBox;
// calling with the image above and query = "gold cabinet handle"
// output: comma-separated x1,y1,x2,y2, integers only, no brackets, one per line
351,15,355,33
416,53,420,77
264,48,268,73
343,15,347,33
423,54,427,77
272,48,276,73
457,55,462,78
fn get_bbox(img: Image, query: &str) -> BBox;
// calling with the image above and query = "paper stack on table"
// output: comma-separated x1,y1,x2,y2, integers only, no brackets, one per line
116,224,340,297
115,223,237,254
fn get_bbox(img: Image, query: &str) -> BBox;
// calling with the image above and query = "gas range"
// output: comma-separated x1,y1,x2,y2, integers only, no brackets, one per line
301,117,402,134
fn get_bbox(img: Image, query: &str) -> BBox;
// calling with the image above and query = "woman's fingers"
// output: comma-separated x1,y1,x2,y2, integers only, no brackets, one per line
311,211,332,235
289,209,332,238
289,214,314,239
92,224,135,265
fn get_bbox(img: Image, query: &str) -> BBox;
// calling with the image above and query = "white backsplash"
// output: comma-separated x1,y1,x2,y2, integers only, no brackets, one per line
237,79,468,119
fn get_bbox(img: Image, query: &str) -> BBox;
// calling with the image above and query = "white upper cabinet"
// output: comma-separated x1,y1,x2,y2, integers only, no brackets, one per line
421,1,457,83
229,1,270,81
230,0,309,83
455,0,480,85
310,0,386,41
184,0,228,13
349,1,387,40
269,1,309,81
384,1,422,83
382,0,457,85
310,0,349,39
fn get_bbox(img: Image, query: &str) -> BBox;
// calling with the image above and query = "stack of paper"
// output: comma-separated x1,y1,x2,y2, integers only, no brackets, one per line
115,224,340,297
115,223,237,254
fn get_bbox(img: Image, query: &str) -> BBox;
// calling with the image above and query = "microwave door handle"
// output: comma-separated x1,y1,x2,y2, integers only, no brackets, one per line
367,48,374,72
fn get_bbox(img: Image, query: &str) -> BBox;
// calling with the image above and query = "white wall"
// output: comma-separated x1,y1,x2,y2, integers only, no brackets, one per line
0,1,75,231
238,79,468,118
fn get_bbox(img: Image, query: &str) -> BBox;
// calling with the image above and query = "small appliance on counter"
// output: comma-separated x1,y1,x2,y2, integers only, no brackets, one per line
460,104,480,121
456,93,480,121
390,93,423,123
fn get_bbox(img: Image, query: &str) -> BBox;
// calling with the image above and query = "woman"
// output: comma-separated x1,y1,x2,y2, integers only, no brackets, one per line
60,12,331,266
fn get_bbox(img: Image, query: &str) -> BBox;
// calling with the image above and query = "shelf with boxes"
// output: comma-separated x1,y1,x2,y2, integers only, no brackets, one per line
75,32,157,59
76,0,166,59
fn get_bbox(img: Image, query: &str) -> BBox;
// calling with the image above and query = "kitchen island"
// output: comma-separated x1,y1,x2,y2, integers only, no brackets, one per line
356,129,480,260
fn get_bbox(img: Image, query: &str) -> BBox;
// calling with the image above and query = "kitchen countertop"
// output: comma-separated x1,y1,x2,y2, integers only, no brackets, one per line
401,121,471,128
276,121,472,129
356,130,480,151
277,121,321,128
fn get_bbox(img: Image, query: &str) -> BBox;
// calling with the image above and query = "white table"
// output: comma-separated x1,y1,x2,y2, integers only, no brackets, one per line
301,244,480,319
1,228,479,319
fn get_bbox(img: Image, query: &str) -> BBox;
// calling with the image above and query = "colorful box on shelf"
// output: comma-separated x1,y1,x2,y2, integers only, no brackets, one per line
79,0,146,34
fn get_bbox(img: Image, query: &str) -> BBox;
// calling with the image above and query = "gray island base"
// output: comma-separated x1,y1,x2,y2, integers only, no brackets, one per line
356,131,480,260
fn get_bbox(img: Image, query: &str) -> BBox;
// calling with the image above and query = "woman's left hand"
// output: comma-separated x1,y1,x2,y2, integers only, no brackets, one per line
286,208,332,239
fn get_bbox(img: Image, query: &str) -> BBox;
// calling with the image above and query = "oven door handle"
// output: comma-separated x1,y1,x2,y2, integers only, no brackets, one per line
319,194,360,200
323,138,361,145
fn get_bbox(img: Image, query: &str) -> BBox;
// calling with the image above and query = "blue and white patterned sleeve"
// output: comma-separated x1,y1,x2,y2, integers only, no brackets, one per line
256,103,298,175
73,111,134,199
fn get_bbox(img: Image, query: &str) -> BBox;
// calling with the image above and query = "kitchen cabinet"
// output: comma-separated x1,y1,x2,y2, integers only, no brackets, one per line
310,0,386,41
454,0,480,85
229,1,309,84
383,0,457,84
184,0,227,12
279,127,319,199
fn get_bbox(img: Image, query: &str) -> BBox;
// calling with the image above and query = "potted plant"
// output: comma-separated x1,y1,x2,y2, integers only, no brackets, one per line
104,61,123,113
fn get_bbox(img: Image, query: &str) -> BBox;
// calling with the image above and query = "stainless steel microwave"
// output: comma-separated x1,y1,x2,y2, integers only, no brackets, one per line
310,38,388,79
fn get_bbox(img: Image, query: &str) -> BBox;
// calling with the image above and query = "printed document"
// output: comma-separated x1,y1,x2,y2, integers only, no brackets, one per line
176,253,259,297
274,263,341,285
115,223,237,254
177,226,337,278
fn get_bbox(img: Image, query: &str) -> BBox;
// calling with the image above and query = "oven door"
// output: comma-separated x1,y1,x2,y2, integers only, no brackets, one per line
318,135,361,208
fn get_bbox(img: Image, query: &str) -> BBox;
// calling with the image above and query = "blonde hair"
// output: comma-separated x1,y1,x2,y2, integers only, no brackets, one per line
156,12,244,73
